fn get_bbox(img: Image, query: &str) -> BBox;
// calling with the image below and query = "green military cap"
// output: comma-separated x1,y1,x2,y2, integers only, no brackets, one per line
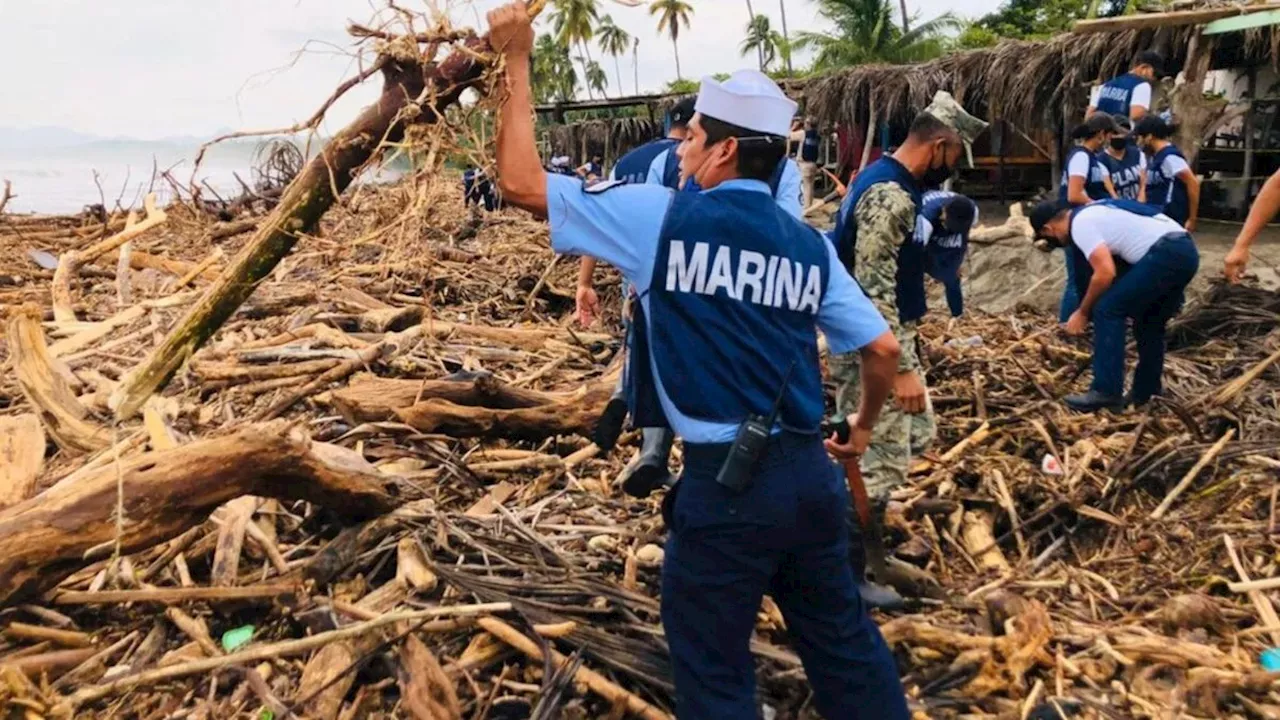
923,90,989,168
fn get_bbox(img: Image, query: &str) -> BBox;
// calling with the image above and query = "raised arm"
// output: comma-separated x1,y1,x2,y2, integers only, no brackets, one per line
1178,167,1201,232
489,2,546,217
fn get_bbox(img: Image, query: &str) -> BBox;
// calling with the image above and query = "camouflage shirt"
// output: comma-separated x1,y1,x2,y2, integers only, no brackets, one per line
852,181,921,373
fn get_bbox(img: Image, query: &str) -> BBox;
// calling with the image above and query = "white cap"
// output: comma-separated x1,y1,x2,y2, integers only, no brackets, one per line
694,70,797,137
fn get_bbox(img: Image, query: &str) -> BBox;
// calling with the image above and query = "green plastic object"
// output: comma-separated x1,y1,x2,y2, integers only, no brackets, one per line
221,625,255,652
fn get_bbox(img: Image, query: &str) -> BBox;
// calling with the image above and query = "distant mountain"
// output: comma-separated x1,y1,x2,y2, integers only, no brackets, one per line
0,126,258,152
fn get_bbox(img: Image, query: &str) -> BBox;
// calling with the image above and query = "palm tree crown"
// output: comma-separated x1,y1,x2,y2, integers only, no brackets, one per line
794,0,960,71
597,15,632,96
740,14,782,71
649,0,694,80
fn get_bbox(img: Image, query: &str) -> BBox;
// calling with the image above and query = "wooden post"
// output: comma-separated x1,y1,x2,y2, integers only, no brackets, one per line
997,118,1008,205
1240,66,1258,219
858,104,879,174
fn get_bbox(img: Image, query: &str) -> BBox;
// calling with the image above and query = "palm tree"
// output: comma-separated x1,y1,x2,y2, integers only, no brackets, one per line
778,0,793,74
549,0,600,98
597,15,631,96
632,37,640,94
741,15,780,71
650,0,694,81
585,60,609,98
793,0,961,71
532,33,578,103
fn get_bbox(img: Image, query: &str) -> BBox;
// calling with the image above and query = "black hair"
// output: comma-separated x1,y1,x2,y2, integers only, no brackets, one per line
942,197,976,234
1133,115,1173,140
1135,51,1164,74
1069,123,1097,141
669,97,697,129
699,115,787,182
908,112,953,143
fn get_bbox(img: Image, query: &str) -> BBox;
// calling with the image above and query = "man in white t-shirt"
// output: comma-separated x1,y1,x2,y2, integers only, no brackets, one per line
1030,198,1199,412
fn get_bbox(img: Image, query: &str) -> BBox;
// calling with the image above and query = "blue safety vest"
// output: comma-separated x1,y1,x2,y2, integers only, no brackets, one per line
1100,146,1144,201
613,138,679,185
1059,146,1111,204
801,129,820,163
1146,144,1190,225
921,191,972,284
1095,73,1147,117
668,153,786,196
635,188,828,432
832,157,925,322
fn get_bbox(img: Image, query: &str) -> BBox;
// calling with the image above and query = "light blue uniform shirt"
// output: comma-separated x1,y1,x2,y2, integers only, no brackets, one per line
547,172,888,443
645,150,805,221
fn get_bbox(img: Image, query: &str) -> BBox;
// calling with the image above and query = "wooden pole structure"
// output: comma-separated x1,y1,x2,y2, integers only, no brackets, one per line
1240,66,1258,219
997,118,1008,205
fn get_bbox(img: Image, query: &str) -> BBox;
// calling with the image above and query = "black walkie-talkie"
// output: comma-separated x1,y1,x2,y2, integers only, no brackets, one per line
715,361,796,492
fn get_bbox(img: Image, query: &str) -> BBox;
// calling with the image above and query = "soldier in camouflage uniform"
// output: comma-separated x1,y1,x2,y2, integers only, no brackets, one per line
830,92,988,607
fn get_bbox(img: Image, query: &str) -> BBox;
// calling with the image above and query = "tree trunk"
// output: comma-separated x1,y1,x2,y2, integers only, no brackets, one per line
577,42,595,100
744,0,763,70
898,0,910,34
394,382,614,441
614,56,623,97
779,0,792,75
673,37,683,80
633,41,640,94
0,424,396,607
1171,32,1240,169
108,34,502,421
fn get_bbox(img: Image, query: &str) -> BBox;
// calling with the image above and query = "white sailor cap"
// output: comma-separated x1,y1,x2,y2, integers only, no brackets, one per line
694,70,797,138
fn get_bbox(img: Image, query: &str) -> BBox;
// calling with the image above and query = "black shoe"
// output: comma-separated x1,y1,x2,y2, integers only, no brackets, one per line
620,428,674,498
593,397,628,451
1126,391,1161,409
1064,390,1125,413
848,508,906,611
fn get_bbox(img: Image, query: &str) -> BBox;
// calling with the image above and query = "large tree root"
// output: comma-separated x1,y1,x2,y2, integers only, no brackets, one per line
0,424,398,607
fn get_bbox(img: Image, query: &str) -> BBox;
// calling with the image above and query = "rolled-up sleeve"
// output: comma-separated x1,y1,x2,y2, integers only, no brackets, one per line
546,173,672,286
818,237,890,355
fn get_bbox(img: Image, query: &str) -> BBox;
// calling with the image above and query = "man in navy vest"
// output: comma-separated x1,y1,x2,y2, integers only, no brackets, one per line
1030,198,1199,412
919,190,978,318
487,4,909,716
1134,115,1200,231
1087,51,1163,122
829,91,987,608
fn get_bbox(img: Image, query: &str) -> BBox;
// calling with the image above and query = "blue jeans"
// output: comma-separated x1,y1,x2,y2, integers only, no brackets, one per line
1091,233,1199,399
1059,246,1083,322
661,433,909,720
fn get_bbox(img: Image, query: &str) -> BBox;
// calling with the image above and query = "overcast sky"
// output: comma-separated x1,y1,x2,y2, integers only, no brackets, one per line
0,0,1003,140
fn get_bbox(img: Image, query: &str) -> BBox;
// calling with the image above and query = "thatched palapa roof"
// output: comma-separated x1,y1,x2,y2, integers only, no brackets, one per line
802,24,1274,130
547,116,661,164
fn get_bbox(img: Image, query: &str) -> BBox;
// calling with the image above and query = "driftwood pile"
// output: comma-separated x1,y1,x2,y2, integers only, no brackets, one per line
3,175,1280,719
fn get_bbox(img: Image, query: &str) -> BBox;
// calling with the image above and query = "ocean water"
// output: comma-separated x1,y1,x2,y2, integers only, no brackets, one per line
0,139,411,215
0,141,272,215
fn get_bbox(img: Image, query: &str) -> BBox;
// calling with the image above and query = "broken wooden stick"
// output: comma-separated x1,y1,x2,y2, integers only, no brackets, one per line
476,616,670,720
1150,429,1235,519
60,603,511,711
0,414,45,511
51,194,167,324
8,307,110,454
0,424,397,606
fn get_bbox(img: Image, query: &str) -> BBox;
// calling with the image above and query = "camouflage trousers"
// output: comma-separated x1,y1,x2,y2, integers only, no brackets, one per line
829,352,937,501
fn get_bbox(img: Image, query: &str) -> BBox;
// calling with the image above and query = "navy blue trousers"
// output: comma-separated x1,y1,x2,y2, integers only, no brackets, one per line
1091,233,1199,399
1060,246,1082,323
661,433,909,720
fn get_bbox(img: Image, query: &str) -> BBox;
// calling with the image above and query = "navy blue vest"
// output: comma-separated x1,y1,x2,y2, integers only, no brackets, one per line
613,138,678,185
1146,144,1190,225
921,191,970,283
1095,73,1146,117
1059,146,1111,204
832,157,925,322
1101,146,1144,201
643,187,829,432
670,153,786,196
801,129,820,162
